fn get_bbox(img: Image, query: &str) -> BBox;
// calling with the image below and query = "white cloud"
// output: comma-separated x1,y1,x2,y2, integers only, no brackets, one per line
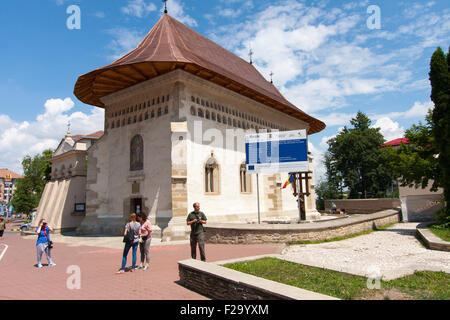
121,0,157,18
373,100,433,121
371,117,405,142
106,28,144,61
208,1,449,116
95,12,106,19
0,98,104,174
164,0,197,27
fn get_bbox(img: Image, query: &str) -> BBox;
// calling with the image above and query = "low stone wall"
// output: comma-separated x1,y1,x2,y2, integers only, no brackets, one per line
416,228,450,252
204,210,400,244
324,199,401,214
178,259,338,300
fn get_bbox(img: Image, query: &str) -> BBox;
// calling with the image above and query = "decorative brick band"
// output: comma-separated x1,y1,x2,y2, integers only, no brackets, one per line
204,210,401,244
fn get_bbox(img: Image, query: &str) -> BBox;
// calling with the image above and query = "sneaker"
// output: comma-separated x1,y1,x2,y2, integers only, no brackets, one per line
37,264,43,268
143,266,149,271
136,266,143,269
49,263,56,267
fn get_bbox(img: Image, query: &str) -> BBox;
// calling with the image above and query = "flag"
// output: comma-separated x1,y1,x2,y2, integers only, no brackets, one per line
281,173,295,189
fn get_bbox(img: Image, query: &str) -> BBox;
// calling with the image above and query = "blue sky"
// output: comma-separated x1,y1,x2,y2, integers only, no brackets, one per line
0,0,449,181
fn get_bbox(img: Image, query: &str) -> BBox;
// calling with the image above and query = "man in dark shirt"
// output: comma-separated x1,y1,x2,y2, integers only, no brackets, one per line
186,202,207,261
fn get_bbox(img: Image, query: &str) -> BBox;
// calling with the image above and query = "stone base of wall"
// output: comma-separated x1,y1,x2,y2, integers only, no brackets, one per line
178,259,338,300
204,210,401,244
416,227,450,252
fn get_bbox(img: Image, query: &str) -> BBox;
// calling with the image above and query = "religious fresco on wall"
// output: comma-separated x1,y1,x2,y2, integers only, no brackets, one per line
130,135,144,171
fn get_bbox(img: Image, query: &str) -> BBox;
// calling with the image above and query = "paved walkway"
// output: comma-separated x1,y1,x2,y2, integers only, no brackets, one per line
281,222,450,280
0,232,282,300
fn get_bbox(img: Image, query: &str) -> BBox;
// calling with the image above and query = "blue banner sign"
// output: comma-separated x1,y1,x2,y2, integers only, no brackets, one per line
245,130,309,173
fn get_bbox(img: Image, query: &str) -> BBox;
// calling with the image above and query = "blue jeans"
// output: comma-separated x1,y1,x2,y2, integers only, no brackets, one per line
121,241,138,270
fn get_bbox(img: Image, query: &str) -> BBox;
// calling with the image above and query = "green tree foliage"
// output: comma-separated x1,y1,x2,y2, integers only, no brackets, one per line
383,46,449,219
315,179,340,210
326,111,394,199
11,149,53,214
430,47,450,216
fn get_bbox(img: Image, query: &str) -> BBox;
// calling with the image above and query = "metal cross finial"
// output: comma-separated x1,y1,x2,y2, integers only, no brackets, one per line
67,121,71,135
249,47,254,65
163,0,168,14
270,71,274,84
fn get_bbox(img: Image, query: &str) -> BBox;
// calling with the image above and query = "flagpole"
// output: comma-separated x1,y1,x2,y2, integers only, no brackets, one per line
256,173,260,224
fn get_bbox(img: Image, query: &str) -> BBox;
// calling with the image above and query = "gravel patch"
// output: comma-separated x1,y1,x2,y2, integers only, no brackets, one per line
281,222,450,280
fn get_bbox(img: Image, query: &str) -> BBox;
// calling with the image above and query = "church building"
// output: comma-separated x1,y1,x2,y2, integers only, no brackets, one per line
38,13,326,240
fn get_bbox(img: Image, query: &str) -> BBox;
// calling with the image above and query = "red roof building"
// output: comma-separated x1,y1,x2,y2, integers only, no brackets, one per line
0,169,23,208
381,138,411,148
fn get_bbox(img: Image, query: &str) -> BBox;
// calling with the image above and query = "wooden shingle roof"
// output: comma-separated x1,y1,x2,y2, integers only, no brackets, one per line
74,14,325,134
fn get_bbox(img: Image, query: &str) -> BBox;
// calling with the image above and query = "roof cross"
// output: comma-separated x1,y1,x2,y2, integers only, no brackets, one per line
270,71,274,84
249,47,254,65
163,0,168,14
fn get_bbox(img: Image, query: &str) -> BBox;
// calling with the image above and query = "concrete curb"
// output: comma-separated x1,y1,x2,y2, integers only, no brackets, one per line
416,227,450,252
178,258,339,300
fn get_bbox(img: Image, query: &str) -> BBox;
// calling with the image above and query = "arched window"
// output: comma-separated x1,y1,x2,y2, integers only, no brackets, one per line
130,135,144,171
151,110,155,118
111,122,115,129
164,106,168,114
122,119,126,126
157,108,162,117
217,114,221,122
145,113,148,120
191,106,196,115
198,108,204,118
139,114,142,122
240,163,251,193
211,112,216,121
205,156,219,193
117,120,120,127
206,110,210,119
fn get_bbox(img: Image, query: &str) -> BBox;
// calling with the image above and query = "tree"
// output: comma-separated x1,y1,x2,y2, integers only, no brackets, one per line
326,111,394,199
315,179,340,210
430,47,450,216
383,46,450,220
11,149,53,214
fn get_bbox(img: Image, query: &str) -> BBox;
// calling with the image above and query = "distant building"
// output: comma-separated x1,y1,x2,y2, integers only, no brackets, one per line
383,138,443,221
32,130,103,232
0,169,23,213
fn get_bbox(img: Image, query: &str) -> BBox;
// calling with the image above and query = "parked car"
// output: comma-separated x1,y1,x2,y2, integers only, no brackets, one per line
20,222,31,231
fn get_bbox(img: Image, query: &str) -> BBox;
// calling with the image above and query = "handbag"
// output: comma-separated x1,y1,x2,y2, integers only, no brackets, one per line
44,227,53,249
123,224,134,243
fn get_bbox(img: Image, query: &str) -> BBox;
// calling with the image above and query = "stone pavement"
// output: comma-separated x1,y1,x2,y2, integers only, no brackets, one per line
281,222,450,280
0,232,282,300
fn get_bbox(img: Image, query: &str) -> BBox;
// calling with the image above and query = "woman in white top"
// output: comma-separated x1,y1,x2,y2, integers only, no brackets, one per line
136,213,152,271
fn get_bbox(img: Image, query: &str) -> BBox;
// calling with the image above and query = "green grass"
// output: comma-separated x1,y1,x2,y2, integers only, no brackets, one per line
224,257,450,300
286,222,398,246
428,225,450,242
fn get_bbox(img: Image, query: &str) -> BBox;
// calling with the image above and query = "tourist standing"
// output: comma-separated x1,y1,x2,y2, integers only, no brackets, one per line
116,213,140,274
136,213,152,271
35,219,56,268
186,202,207,262
0,217,6,240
